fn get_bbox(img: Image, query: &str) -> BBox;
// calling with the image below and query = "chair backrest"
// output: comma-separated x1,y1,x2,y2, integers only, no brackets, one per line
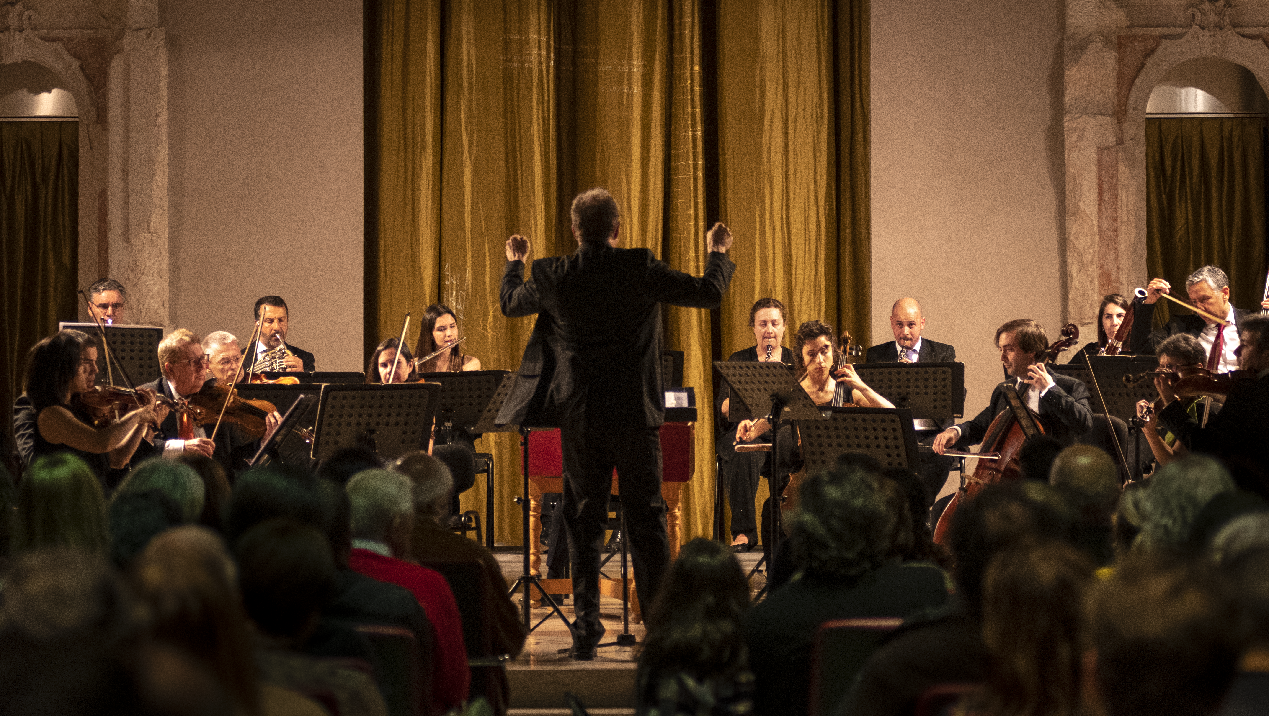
523,429,563,477
421,560,487,656
914,682,981,716
809,617,903,716
356,624,426,716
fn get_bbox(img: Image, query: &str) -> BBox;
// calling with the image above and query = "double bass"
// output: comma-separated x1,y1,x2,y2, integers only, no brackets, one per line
932,324,1080,544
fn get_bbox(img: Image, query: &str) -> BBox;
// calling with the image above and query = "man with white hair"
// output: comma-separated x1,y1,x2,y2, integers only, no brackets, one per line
345,468,469,714
202,331,244,385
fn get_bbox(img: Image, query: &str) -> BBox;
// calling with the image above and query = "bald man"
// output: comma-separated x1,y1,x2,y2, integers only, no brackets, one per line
865,298,957,364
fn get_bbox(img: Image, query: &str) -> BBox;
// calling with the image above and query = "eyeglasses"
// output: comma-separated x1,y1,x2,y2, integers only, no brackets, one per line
172,355,210,369
94,302,125,312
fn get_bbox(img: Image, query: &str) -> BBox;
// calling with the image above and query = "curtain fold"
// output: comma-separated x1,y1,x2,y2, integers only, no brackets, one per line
0,121,78,472
1145,117,1269,326
370,0,870,546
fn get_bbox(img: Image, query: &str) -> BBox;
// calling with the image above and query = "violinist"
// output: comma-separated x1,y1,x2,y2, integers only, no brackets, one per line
1134,334,1206,469
12,330,157,477
366,337,415,384
933,319,1094,455
1067,293,1130,362
717,297,793,551
1129,266,1260,371
415,304,481,373
1154,316,1269,497
203,331,244,385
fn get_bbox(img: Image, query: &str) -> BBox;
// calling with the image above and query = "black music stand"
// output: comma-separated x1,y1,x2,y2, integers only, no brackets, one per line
713,361,820,569
249,393,320,470
1052,356,1159,481
252,371,367,384
310,383,440,463
233,382,313,418
797,407,919,476
849,362,965,428
59,323,163,387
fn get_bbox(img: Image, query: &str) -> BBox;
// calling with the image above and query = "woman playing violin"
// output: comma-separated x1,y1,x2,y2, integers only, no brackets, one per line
1067,293,1130,363
415,304,481,373
13,330,158,476
366,337,416,384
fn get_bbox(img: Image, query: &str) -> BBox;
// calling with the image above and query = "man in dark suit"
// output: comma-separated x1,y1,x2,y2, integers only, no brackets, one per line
243,295,316,372
865,297,957,363
498,188,736,659
933,319,1093,455
1129,265,1256,371
141,328,280,476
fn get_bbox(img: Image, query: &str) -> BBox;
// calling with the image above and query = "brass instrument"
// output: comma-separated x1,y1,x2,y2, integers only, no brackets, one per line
256,339,295,372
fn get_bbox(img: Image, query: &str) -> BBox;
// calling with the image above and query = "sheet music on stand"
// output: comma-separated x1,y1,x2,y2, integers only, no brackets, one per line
796,407,919,476
58,323,163,386
712,361,822,423
1050,355,1159,421
311,383,440,463
850,362,965,428
415,370,510,436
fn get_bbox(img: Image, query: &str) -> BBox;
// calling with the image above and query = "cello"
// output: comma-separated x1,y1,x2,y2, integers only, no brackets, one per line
932,324,1079,544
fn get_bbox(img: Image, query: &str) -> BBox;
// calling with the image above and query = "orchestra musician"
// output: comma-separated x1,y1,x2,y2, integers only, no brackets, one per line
498,188,735,660
1134,333,1206,469
933,319,1093,455
1067,293,1130,362
415,304,481,373
366,337,416,384
865,297,957,363
244,296,315,373
1154,315,1269,498
12,329,157,477
86,278,128,325
202,331,245,385
140,329,281,476
716,297,793,552
1128,266,1266,372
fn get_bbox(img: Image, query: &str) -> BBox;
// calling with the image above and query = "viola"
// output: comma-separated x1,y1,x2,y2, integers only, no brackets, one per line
72,385,177,429
185,383,278,438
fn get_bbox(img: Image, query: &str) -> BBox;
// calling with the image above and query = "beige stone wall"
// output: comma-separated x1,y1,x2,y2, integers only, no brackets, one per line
871,0,1066,413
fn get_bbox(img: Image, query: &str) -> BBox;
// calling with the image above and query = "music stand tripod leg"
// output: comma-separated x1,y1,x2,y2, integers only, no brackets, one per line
506,427,572,634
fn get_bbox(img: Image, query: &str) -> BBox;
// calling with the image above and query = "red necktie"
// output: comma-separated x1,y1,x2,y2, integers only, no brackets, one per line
1207,325,1225,372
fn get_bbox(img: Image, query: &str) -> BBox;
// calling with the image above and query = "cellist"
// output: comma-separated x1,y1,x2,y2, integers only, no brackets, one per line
933,319,1094,456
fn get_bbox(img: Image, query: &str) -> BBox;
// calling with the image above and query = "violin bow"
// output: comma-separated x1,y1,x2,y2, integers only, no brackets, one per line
212,316,264,441
1080,351,1134,483
386,313,411,384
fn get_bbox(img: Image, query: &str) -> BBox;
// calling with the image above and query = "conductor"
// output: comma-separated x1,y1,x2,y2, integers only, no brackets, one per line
498,188,736,660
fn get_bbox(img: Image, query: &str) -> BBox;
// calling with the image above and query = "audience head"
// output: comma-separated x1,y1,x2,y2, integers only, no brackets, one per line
391,451,453,523
979,541,1093,716
1112,481,1147,558
131,526,258,715
24,329,98,411
570,188,620,246
108,490,184,569
641,538,751,680
234,519,337,643
1137,454,1235,552
13,453,107,555
346,469,414,557
223,467,329,544
788,464,895,581
1017,434,1064,483
1049,445,1119,516
174,454,231,529
315,446,383,487
114,458,205,524
1084,554,1239,716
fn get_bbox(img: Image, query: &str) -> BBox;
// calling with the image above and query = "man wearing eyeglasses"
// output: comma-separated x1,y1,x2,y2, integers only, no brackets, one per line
87,278,128,325
140,328,280,471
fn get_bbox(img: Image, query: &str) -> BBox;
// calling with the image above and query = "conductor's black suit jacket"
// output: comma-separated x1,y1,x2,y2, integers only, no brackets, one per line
497,244,735,428
951,372,1094,449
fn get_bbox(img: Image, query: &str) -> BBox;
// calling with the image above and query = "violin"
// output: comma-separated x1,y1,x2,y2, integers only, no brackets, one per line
71,385,179,429
184,383,278,438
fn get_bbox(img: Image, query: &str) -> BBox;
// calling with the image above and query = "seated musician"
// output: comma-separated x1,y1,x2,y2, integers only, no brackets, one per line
140,329,280,475
1154,315,1269,498
415,304,481,372
366,337,416,384
933,319,1093,456
1067,293,1130,363
87,278,128,325
865,297,957,363
244,296,315,373
1134,333,1206,470
1128,266,1266,370
12,330,157,477
202,331,245,385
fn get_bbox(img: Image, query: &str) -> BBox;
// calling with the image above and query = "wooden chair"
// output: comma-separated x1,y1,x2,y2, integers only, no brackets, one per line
355,624,427,716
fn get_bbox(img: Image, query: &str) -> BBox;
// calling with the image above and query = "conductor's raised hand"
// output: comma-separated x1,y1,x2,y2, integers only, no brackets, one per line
707,223,733,253
506,235,530,262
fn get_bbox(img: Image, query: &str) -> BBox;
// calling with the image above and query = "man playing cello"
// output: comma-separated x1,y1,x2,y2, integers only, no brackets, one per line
933,319,1093,456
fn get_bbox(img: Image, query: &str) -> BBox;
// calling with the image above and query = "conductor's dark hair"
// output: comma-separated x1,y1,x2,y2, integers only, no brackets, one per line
252,296,288,320
24,329,98,412
639,538,751,690
792,320,835,374
995,318,1048,358
1096,294,1129,345
571,188,620,245
748,298,786,326
88,278,126,300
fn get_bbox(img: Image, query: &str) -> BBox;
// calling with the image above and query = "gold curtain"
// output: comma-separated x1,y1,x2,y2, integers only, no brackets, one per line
369,0,870,546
